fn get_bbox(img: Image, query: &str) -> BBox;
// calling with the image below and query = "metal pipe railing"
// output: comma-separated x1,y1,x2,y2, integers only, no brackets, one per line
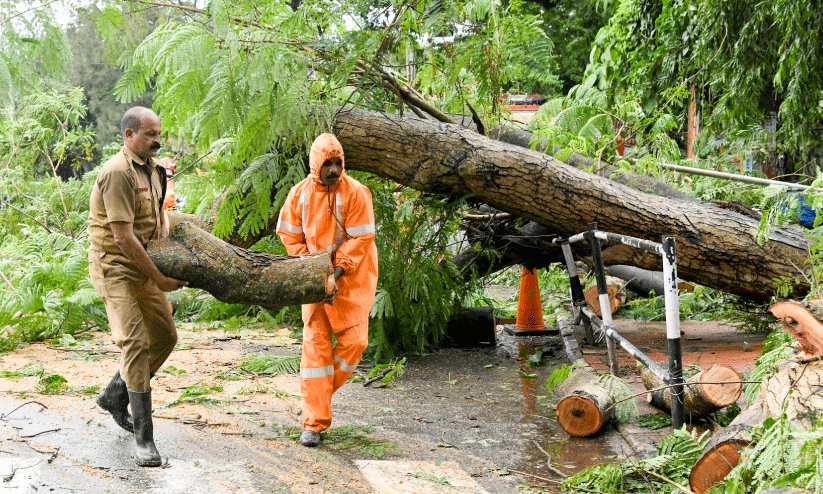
554,222,685,429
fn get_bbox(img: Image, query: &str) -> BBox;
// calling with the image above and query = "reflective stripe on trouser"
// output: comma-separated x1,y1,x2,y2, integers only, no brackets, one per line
89,251,177,392
300,308,368,432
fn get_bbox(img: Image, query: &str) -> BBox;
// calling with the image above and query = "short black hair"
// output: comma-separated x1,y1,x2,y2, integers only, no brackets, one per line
121,106,152,134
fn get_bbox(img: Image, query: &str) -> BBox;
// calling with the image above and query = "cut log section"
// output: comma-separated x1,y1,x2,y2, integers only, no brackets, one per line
554,316,616,437
761,359,823,431
769,299,823,355
689,398,765,494
148,221,336,311
583,275,628,317
641,364,743,417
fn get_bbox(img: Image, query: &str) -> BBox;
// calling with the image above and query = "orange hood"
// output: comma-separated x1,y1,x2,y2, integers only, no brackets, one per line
309,133,346,184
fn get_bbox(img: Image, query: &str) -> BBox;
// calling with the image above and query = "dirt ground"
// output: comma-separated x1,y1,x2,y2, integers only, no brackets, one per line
0,321,576,494
0,313,768,494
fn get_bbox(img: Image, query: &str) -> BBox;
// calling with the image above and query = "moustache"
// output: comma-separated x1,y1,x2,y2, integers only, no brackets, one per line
326,174,340,180
150,143,161,150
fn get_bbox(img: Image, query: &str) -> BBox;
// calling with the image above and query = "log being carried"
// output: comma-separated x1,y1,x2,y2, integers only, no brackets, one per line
148,221,336,311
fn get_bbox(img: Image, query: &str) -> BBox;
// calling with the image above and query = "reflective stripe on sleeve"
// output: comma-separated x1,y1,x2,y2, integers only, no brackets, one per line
278,219,302,234
300,365,334,379
345,222,375,236
334,356,359,373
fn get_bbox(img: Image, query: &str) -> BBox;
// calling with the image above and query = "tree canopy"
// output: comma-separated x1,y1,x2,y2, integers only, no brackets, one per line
585,0,823,173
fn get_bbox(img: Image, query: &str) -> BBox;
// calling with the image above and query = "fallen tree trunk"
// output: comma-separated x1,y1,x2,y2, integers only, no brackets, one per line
640,364,743,418
605,265,667,297
554,316,616,437
689,398,765,494
334,108,811,301
148,221,335,311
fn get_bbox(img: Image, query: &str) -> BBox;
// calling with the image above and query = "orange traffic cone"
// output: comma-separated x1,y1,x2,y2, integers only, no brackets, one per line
515,266,545,331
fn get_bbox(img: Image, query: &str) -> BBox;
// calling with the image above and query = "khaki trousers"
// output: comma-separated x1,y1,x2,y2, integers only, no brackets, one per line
300,305,368,432
89,250,177,392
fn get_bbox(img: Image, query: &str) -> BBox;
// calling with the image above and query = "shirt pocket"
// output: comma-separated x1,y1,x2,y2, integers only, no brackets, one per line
135,191,153,219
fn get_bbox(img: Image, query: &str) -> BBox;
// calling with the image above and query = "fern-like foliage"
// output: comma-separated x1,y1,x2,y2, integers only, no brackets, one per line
241,355,301,375
366,178,482,361
743,328,795,404
563,426,708,493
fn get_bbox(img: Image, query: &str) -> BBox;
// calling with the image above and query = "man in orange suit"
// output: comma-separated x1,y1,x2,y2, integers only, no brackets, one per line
276,133,379,447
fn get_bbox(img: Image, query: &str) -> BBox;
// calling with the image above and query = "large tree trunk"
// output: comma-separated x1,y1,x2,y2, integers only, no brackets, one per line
148,222,335,311
333,108,811,301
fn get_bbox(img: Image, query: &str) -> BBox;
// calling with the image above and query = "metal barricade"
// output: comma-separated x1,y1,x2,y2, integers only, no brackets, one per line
554,222,685,428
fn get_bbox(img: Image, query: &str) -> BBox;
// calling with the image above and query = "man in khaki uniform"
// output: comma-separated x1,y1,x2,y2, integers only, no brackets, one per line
88,106,187,467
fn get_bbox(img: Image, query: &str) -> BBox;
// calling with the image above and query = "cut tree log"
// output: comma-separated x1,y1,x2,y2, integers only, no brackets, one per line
689,398,765,494
583,275,628,317
148,221,335,311
333,108,811,301
641,364,743,418
769,299,823,355
761,358,823,431
554,316,616,437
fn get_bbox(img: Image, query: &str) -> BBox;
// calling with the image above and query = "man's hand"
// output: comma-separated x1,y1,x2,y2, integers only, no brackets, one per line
155,275,188,292
323,267,345,305
112,221,187,292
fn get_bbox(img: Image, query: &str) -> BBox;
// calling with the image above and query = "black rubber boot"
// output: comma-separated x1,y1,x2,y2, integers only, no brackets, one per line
300,429,321,447
128,390,162,467
96,371,133,433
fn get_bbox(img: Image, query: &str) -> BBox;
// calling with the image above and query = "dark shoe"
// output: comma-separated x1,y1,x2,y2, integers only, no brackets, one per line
128,390,161,467
299,430,321,447
96,371,133,433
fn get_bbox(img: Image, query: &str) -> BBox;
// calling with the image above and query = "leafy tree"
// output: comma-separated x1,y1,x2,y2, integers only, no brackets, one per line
0,89,105,351
96,0,556,356
66,6,146,148
585,0,823,175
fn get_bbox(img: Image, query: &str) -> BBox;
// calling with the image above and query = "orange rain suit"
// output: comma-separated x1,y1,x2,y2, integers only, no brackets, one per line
276,134,379,433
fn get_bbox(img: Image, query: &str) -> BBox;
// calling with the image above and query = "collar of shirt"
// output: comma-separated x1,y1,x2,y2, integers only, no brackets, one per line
122,145,157,170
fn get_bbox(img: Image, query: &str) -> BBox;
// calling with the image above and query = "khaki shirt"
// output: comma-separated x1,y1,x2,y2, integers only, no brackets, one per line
88,146,164,254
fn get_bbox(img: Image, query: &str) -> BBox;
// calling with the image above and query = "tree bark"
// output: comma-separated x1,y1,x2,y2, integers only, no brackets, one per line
147,221,336,311
761,359,823,431
334,108,811,301
689,398,765,494
640,364,743,417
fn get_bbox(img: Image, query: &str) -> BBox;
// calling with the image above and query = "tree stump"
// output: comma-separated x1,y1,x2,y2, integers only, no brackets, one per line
148,221,335,311
641,364,742,417
689,398,765,494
